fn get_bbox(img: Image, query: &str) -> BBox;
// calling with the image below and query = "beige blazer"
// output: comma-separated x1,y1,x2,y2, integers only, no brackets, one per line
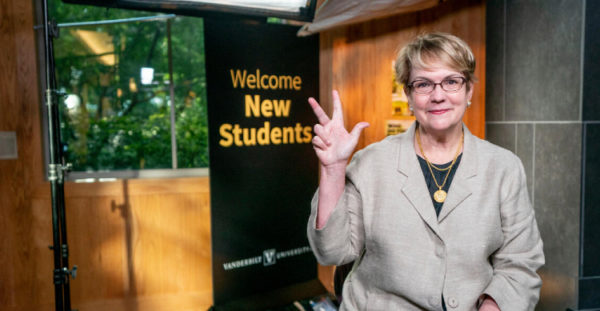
307,123,544,311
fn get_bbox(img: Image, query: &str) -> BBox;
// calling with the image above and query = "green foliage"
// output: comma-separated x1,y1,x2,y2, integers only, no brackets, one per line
52,0,209,171
176,96,209,168
84,109,171,170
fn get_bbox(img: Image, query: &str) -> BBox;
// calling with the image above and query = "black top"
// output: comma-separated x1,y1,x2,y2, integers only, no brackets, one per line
417,153,463,217
417,153,462,311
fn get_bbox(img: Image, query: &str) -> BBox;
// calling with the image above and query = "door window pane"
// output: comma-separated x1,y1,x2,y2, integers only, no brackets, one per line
50,2,208,172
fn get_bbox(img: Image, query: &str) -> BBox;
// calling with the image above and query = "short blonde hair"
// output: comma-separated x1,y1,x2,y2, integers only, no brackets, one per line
395,32,476,90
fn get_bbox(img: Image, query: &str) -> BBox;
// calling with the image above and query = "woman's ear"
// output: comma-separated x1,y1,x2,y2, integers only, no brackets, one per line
466,82,474,101
403,84,411,100
403,85,413,110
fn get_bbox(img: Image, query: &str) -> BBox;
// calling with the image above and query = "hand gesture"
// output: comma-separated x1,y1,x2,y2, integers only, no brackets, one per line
308,90,369,168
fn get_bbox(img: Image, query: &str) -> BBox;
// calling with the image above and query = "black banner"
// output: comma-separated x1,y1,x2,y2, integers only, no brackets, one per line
204,19,319,307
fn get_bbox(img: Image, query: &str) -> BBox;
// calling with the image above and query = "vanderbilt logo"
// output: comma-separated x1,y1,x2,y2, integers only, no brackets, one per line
222,246,311,271
263,249,277,266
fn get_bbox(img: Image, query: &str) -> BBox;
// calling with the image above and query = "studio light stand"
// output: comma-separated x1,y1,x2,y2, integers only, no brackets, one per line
40,0,77,310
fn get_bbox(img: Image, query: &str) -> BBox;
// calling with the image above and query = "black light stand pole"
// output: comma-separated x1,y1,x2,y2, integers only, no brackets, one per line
41,0,77,310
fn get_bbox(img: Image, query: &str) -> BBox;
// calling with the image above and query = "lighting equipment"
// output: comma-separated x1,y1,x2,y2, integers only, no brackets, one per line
40,1,78,310
62,0,317,21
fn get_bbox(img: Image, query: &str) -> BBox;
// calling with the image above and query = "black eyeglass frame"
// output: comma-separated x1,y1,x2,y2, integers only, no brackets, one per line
406,76,468,95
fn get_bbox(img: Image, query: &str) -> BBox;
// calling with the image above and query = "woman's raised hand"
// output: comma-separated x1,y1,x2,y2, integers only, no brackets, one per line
308,90,369,168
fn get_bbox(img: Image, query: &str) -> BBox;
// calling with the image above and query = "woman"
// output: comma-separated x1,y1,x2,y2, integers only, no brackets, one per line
307,33,544,311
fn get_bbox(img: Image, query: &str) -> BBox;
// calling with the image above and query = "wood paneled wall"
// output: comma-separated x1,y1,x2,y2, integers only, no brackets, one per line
1,2,213,310
16,179,214,311
1,0,48,309
316,0,486,291
51,179,212,311
1,0,484,309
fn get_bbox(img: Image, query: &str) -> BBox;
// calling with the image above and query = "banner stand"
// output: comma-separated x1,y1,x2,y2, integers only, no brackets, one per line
204,18,321,309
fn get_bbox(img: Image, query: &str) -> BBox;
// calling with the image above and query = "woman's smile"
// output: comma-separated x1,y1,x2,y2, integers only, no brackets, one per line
428,108,452,115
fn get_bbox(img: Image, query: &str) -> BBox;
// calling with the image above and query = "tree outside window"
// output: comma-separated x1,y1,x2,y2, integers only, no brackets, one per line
50,1,208,174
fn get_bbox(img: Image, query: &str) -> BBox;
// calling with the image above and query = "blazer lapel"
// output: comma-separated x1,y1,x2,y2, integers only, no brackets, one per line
437,126,477,223
397,123,443,239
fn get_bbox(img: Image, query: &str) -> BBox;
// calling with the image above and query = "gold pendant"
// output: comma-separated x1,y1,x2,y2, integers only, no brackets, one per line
433,189,447,203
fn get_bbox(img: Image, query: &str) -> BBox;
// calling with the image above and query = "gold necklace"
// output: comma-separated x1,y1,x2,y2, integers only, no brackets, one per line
429,162,452,172
416,126,463,203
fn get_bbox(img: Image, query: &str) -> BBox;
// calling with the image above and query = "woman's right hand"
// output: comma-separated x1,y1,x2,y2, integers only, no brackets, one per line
308,90,369,169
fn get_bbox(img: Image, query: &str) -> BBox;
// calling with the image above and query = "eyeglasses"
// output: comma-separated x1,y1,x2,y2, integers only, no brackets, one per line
407,77,467,95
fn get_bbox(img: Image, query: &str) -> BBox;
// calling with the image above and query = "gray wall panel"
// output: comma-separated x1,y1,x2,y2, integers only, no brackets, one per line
486,0,505,121
516,123,534,202
505,0,582,121
534,123,581,310
582,123,600,277
485,123,515,152
583,0,600,120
